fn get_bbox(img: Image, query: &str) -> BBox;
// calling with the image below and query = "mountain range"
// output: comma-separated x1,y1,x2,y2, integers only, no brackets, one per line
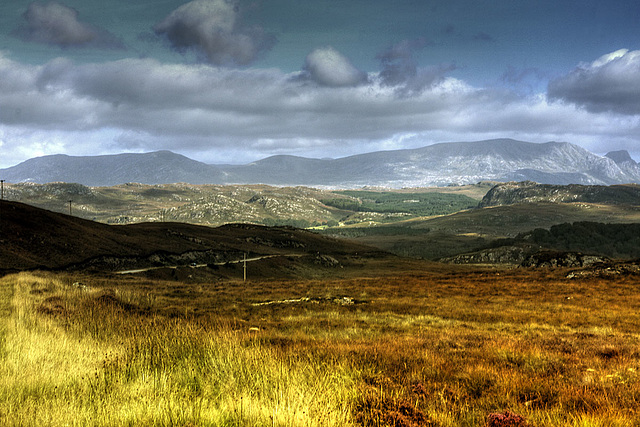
2,139,639,187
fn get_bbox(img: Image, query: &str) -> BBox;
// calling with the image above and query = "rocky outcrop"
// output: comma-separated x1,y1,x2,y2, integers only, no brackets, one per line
567,261,640,279
521,251,608,268
440,245,537,265
67,249,239,272
479,181,640,207
442,246,608,268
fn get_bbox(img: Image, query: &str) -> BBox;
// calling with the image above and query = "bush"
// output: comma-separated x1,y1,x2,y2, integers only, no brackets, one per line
486,410,529,427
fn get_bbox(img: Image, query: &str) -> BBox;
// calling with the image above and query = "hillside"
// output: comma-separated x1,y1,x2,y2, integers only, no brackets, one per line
0,200,384,275
323,201,640,260
442,221,640,266
512,222,640,259
1,182,485,227
480,181,640,207
2,139,639,187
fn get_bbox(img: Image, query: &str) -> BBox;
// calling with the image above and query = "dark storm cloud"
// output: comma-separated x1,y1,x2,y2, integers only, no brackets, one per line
548,49,640,115
14,1,124,49
377,38,428,86
376,39,455,96
301,47,367,87
153,0,276,66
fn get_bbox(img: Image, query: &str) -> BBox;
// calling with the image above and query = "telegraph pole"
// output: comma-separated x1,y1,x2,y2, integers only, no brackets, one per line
0,180,3,234
243,252,247,282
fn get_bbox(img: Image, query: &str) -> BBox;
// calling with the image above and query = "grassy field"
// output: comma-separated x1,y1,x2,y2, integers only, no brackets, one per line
321,191,478,219
2,268,640,426
324,202,640,259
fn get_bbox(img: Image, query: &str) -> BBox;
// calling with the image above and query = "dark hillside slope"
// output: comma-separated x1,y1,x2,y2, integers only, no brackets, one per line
480,181,640,207
505,222,640,260
0,201,381,273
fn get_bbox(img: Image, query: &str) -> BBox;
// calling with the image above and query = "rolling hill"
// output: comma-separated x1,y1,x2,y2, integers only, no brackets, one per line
0,182,485,226
0,200,384,275
323,201,640,260
479,181,640,207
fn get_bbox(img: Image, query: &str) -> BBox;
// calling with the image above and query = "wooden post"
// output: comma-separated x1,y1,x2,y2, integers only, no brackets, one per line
0,180,3,233
243,252,247,282
68,200,72,216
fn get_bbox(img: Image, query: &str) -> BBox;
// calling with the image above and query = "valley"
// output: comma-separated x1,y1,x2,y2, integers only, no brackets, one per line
3,180,640,264
0,181,485,228
1,178,640,426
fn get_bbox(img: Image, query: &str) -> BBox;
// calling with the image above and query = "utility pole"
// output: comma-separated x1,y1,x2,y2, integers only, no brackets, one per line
0,180,3,234
243,252,247,282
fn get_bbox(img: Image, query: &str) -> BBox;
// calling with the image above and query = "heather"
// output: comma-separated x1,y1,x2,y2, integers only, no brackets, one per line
1,267,639,426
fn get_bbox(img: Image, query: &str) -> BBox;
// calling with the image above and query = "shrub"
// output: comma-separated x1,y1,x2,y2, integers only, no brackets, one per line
486,410,529,427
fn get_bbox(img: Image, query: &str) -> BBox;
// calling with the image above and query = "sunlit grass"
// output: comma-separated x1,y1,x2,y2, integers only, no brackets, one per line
0,273,357,426
2,269,640,425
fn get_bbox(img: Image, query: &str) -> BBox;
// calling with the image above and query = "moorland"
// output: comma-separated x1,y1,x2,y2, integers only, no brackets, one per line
1,181,640,426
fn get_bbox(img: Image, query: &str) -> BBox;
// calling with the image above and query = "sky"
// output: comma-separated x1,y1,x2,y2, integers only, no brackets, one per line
1,0,640,168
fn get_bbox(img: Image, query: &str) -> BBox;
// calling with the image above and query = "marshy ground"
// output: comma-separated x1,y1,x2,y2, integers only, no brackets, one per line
1,265,639,426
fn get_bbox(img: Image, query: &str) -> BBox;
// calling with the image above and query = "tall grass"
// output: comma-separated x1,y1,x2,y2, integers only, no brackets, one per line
0,273,357,426
2,269,640,426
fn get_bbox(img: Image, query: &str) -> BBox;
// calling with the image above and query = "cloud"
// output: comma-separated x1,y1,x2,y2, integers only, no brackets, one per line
302,47,367,87
0,53,639,168
153,0,276,66
548,49,640,115
377,38,427,86
14,1,124,49
376,39,454,96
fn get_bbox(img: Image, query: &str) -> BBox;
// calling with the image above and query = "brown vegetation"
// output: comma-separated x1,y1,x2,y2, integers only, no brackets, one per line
2,264,640,425
0,200,381,273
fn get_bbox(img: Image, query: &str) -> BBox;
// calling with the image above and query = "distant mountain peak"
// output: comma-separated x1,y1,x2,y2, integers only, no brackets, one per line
606,150,636,165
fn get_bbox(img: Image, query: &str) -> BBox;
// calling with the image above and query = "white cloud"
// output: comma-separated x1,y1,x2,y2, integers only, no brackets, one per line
302,47,367,87
0,52,639,167
548,49,640,115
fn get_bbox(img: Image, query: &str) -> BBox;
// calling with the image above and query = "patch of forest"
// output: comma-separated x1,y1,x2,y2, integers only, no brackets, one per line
321,191,478,217
493,222,640,260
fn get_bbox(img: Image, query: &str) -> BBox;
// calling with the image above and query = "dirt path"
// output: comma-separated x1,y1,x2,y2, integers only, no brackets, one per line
116,253,305,275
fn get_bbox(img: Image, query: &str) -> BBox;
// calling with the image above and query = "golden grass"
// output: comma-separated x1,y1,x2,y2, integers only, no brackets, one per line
0,273,356,426
1,268,640,426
